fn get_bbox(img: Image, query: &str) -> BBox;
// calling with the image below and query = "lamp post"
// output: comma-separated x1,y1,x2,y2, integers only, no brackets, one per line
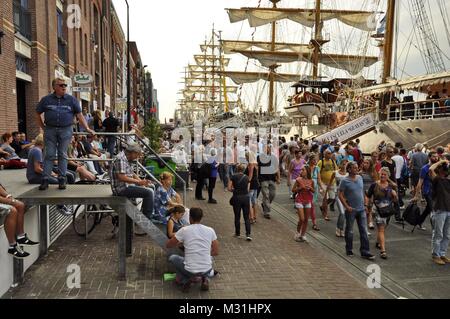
143,65,148,126
125,0,131,130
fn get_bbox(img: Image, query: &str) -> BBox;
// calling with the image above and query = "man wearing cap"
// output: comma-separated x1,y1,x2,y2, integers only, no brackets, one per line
36,77,95,190
110,143,154,219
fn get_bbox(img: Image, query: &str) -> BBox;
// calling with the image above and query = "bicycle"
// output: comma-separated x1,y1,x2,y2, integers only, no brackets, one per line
72,176,119,238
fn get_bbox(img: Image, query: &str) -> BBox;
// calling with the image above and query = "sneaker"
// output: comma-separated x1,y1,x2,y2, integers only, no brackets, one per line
208,199,218,204
233,234,241,238
433,256,446,265
289,194,293,199
38,179,49,191
300,236,307,242
294,233,301,241
346,251,354,257
264,214,271,220
57,205,73,217
395,219,404,224
335,229,342,237
181,281,192,293
375,242,381,250
58,176,67,190
200,278,209,291
361,253,376,261
418,225,427,231
8,245,30,259
246,236,253,241
440,256,450,264
369,223,375,230
16,234,39,246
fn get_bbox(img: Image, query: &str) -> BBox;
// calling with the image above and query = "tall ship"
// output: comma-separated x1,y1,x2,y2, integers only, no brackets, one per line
174,0,449,150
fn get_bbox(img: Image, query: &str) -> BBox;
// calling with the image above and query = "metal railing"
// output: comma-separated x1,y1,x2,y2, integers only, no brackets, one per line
73,132,186,205
386,97,450,121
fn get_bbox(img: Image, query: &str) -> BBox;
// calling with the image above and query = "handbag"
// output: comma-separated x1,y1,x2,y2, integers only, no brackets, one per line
229,174,246,206
376,202,396,218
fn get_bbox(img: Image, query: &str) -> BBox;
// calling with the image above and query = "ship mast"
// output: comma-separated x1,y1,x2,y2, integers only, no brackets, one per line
382,0,396,83
268,0,280,115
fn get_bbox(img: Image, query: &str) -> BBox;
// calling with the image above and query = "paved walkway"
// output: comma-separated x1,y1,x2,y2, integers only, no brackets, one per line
272,183,450,299
3,183,385,299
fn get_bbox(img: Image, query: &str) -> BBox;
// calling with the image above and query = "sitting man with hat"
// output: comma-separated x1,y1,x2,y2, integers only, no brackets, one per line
110,143,154,220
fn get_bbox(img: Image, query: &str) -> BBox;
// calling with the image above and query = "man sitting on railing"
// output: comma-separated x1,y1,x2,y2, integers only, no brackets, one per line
110,143,154,220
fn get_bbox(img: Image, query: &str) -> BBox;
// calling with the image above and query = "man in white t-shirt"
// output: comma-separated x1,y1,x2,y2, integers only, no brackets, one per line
166,207,219,292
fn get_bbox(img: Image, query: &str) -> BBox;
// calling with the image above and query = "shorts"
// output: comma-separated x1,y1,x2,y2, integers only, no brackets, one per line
0,203,13,226
295,202,312,209
321,185,336,200
249,189,258,206
375,215,390,226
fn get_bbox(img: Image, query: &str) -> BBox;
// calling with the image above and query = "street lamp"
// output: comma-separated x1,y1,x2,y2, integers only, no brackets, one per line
143,65,148,125
125,0,131,130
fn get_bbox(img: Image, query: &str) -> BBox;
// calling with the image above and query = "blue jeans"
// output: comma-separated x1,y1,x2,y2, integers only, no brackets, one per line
168,255,212,285
118,186,154,219
336,198,346,231
345,209,371,255
431,211,450,258
105,136,116,157
43,126,73,180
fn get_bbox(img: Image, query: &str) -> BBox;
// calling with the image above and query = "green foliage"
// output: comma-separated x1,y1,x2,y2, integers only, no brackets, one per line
143,117,162,151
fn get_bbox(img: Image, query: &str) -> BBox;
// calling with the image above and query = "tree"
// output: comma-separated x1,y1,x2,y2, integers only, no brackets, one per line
143,117,162,151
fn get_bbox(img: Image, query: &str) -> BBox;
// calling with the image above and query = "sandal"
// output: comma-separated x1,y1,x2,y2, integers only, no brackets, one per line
324,217,331,222
380,251,388,259
313,224,320,231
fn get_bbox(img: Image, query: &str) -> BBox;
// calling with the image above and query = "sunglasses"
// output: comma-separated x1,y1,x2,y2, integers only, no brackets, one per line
57,84,68,88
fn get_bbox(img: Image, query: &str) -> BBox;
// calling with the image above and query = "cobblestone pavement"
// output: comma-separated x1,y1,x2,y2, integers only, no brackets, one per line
272,183,450,299
3,184,386,299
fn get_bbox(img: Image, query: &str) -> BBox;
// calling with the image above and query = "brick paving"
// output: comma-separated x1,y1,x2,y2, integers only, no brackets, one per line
3,185,382,299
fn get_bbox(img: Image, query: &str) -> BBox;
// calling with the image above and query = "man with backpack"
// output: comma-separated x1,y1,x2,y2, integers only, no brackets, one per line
429,159,450,265
413,151,440,230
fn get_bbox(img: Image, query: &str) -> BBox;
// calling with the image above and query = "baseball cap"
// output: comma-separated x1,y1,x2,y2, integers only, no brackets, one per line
125,143,142,153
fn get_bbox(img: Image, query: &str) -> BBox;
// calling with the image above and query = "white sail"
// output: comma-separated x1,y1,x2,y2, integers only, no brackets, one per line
221,40,313,54
227,8,376,32
233,50,378,74
194,55,230,65
219,71,300,85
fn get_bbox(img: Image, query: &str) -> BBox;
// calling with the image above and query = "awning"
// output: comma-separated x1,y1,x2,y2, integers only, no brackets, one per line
355,71,450,96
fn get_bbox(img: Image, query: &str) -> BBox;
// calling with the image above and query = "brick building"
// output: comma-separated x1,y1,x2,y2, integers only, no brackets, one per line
0,0,148,138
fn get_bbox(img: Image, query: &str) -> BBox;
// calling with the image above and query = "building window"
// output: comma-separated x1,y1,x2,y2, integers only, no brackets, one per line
79,29,83,63
85,34,88,67
57,9,67,63
16,55,28,73
13,0,31,40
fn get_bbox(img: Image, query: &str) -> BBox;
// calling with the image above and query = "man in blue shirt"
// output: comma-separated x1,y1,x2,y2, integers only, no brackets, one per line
36,78,95,190
339,162,375,260
413,151,440,230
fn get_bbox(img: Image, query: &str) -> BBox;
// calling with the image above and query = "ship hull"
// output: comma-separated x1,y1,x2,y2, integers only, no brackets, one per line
284,103,322,118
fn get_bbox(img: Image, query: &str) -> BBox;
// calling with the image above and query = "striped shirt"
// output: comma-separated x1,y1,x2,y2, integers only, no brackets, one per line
110,151,134,195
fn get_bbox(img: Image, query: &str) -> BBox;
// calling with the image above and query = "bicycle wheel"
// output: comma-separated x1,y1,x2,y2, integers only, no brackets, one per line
72,205,97,237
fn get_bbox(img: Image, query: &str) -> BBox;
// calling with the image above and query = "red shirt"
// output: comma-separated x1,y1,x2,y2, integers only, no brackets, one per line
295,177,314,203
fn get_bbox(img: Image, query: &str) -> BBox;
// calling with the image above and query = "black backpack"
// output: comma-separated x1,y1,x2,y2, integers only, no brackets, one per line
402,202,422,233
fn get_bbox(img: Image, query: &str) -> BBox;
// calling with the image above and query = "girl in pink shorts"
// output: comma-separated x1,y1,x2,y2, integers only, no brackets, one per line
292,166,315,242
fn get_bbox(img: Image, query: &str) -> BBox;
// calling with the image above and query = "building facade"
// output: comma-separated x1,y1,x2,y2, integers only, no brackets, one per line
0,0,152,137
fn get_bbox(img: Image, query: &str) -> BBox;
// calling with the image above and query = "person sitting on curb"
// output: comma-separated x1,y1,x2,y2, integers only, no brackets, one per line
166,207,219,292
110,143,154,220
0,182,38,258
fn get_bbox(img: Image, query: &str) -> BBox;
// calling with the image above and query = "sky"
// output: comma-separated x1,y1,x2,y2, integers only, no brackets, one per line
112,0,450,123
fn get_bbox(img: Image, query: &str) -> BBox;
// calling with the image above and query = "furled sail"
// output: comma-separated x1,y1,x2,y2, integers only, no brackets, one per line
232,50,379,74
221,40,313,54
218,71,300,85
195,55,230,65
227,8,377,32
